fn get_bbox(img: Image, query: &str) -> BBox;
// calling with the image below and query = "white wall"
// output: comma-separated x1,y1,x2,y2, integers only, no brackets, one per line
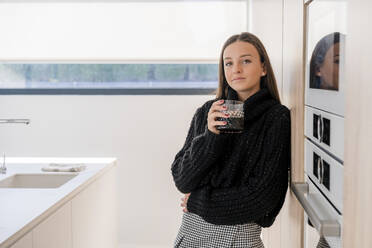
0,95,213,248
0,2,247,61
249,1,285,246
343,0,372,247
249,0,284,97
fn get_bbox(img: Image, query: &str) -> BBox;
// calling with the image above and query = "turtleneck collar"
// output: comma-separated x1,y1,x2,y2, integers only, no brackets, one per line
226,87,279,123
243,88,278,122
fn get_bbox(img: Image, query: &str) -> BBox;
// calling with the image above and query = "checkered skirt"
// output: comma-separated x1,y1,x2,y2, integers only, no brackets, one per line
174,212,265,248
317,237,331,248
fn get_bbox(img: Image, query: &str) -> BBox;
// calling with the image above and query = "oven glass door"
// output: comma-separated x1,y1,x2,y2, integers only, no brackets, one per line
305,0,347,116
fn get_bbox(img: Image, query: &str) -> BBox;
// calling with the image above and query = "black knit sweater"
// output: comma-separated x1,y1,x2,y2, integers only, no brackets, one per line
171,88,291,227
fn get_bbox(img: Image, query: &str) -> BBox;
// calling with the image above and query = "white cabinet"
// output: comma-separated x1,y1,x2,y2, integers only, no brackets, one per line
9,232,32,248
9,203,72,248
33,202,72,248
71,166,117,248
7,165,117,248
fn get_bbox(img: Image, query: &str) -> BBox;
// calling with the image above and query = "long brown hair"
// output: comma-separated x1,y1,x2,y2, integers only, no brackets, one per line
216,32,281,103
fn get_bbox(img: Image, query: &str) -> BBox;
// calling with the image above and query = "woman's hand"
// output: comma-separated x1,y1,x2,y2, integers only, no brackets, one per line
207,100,229,135
181,193,190,213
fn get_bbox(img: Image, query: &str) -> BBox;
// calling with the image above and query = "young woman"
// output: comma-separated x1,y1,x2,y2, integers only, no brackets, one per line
171,32,291,248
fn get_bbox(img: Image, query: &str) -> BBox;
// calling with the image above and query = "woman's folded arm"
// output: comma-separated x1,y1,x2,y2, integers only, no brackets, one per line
171,106,229,193
187,111,291,222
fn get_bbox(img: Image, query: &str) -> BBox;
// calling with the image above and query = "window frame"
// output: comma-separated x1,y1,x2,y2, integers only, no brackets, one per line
0,61,219,95
0,0,247,95
0,88,216,95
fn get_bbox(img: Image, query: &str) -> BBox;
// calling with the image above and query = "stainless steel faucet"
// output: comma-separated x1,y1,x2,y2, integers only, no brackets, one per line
0,119,31,174
0,153,6,174
0,119,30,125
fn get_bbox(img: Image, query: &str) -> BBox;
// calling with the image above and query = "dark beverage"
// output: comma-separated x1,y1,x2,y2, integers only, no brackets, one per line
216,109,244,133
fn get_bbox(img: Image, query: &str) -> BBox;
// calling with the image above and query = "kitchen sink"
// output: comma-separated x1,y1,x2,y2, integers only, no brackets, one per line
0,173,77,188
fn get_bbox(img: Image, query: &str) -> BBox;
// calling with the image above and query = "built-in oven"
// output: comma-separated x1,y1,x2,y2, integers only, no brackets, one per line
304,107,344,162
292,0,347,247
304,0,347,117
305,139,343,213
302,177,343,248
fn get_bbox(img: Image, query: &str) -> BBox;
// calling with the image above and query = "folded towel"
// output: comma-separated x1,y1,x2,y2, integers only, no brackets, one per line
41,163,86,172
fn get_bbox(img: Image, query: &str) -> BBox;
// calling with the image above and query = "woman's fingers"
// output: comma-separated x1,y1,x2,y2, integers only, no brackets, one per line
209,100,226,113
208,112,228,127
209,116,227,126
210,111,229,121
208,100,229,134
214,120,227,127
181,193,190,211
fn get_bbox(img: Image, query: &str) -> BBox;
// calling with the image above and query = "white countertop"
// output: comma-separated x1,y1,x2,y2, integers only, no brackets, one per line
0,157,117,248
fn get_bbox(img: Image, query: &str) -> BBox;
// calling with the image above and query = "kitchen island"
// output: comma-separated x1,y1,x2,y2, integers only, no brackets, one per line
0,157,117,248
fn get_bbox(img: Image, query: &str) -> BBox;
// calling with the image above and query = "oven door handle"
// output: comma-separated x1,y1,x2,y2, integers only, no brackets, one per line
291,182,340,237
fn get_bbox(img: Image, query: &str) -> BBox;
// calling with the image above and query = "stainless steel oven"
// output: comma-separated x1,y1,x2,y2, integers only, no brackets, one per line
304,0,347,117
292,176,342,248
305,106,344,161
292,0,347,247
303,177,342,248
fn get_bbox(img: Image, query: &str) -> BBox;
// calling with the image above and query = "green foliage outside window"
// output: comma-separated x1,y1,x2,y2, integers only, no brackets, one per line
0,64,218,84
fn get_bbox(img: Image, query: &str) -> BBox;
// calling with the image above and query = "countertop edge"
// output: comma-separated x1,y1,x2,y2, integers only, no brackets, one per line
0,159,117,248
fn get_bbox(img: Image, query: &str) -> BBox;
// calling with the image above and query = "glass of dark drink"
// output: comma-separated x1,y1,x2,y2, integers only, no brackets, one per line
216,100,244,133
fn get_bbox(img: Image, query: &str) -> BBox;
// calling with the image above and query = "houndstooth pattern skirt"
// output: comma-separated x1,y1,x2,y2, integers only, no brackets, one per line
174,212,265,248
317,236,331,248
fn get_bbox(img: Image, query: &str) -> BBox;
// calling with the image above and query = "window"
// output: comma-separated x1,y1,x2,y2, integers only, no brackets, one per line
0,63,218,89
0,1,247,94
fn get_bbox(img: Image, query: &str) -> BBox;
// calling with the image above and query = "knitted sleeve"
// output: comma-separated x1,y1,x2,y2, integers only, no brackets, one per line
171,104,229,194
187,109,291,224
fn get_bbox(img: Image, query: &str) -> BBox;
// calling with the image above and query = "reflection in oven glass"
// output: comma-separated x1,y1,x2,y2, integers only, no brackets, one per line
309,32,345,91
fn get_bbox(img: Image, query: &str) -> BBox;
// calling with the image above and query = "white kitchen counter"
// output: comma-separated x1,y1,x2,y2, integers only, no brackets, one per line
0,157,117,248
